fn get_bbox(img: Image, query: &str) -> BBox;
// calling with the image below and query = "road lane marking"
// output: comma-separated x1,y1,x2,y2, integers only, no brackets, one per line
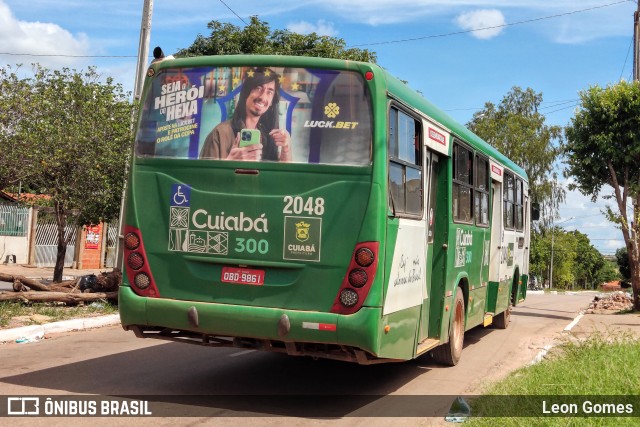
530,311,585,365
564,312,584,332
530,345,553,365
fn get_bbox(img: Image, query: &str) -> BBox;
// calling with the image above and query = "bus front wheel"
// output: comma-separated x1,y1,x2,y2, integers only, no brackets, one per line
432,287,465,366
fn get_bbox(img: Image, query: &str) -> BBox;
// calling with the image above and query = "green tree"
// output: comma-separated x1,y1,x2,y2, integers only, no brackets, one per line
529,228,613,289
565,80,640,310
467,87,564,221
0,65,133,282
529,227,575,289
616,246,630,282
176,16,376,62
594,259,621,287
551,230,577,289
529,230,550,285
571,230,607,289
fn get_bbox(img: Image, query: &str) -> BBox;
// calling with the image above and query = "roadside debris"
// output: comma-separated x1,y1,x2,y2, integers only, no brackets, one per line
0,269,121,305
585,291,633,313
15,331,44,344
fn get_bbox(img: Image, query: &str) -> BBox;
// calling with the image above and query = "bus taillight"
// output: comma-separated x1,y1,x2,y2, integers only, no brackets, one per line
331,242,379,315
123,225,160,298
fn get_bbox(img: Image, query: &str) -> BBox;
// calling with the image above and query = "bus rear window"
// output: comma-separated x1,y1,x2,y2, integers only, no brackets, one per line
135,66,372,166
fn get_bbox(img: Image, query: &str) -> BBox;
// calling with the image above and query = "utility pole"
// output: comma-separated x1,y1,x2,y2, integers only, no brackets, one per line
134,0,154,100
116,0,154,270
635,0,640,81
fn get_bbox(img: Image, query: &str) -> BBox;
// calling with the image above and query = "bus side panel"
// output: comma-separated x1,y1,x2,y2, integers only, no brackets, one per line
494,277,512,315
377,306,421,360
450,224,491,330
377,219,425,360
427,158,450,341
467,287,486,329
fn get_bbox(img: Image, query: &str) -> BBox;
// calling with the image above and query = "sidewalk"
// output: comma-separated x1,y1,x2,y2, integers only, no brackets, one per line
568,310,640,338
0,263,121,343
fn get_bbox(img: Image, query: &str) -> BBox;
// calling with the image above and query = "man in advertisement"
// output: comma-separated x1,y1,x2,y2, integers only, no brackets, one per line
199,67,292,162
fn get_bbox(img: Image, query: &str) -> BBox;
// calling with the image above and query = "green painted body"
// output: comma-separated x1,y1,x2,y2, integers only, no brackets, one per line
119,54,530,363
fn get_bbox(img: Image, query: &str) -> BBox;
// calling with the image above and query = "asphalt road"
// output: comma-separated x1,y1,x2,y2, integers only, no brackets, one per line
0,292,594,426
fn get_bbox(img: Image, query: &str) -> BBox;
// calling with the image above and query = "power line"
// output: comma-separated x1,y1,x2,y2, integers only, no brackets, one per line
349,0,631,48
444,97,581,113
539,99,580,110
544,102,580,115
218,0,247,26
0,0,631,59
620,34,634,81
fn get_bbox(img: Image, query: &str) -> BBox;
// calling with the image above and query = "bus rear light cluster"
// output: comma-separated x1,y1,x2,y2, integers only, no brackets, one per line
123,225,159,297
127,252,144,270
348,269,368,288
134,272,151,290
339,289,359,307
355,247,375,267
125,232,140,250
331,242,379,315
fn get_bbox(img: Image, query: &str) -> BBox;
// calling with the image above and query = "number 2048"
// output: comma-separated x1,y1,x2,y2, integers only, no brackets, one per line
283,196,325,215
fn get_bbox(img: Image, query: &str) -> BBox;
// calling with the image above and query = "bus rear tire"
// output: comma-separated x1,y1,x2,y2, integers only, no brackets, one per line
432,287,465,366
493,306,510,329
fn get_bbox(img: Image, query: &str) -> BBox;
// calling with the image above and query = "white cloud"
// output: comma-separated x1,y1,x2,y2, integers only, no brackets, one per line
456,9,506,39
0,0,90,67
287,20,337,37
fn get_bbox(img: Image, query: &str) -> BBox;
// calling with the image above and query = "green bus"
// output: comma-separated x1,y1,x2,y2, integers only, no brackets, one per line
119,54,533,365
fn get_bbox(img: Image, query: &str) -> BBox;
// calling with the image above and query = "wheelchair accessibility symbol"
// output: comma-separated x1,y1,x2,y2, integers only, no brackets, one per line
171,184,191,207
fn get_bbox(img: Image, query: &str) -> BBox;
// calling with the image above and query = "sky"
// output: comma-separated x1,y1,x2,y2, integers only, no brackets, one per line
0,0,635,255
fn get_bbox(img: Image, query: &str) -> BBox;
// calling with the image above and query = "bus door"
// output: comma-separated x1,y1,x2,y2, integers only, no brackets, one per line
419,151,439,342
488,179,505,308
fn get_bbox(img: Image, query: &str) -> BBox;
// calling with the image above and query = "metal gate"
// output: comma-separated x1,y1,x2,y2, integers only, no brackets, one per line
34,212,78,268
103,220,119,268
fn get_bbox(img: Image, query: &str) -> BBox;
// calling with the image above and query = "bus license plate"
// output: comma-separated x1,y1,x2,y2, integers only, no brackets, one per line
221,267,265,286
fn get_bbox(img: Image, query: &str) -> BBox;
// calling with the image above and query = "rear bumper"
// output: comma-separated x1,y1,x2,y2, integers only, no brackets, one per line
119,285,382,357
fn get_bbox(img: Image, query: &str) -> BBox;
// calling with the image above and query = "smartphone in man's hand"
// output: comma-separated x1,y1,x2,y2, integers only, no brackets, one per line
239,129,260,147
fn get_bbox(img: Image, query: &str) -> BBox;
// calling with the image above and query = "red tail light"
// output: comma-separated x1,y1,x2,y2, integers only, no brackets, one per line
330,242,379,315
123,225,160,297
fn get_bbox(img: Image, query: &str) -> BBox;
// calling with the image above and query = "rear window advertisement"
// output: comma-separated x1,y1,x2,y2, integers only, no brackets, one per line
136,66,373,166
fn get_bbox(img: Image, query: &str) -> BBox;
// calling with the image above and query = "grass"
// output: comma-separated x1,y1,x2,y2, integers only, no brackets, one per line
465,332,640,426
0,300,118,329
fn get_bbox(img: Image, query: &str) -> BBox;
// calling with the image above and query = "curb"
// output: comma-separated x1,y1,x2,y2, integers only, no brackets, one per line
0,314,121,343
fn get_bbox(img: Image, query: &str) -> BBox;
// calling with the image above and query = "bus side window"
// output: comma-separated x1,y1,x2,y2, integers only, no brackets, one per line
475,155,490,226
388,106,423,217
453,142,473,223
504,173,515,229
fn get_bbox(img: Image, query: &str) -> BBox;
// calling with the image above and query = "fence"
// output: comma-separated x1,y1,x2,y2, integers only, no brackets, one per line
0,203,28,237
34,214,78,268
104,220,119,268
1,204,120,268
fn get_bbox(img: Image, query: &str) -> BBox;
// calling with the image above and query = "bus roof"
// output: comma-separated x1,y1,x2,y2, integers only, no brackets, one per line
149,54,527,180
